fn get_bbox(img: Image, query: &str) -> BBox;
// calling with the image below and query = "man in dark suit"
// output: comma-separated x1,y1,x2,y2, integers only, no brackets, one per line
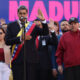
34,19,58,80
37,33,58,80
5,5,49,80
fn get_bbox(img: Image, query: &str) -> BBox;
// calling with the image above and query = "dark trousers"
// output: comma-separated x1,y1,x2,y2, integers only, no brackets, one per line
12,63,24,80
64,65,80,80
12,63,39,80
58,73,64,80
26,63,38,80
37,69,52,80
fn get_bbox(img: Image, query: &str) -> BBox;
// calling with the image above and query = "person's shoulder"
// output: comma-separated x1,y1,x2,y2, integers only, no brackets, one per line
4,44,10,48
4,44,10,53
7,21,18,29
8,21,17,25
63,31,70,36
60,31,70,40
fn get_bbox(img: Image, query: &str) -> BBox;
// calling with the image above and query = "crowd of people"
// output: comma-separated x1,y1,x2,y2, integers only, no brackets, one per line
0,5,80,80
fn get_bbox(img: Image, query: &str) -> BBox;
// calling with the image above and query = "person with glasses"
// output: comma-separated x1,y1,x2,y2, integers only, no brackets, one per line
0,27,11,80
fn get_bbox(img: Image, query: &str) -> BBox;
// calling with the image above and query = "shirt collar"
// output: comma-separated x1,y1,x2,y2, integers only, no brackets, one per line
17,20,22,28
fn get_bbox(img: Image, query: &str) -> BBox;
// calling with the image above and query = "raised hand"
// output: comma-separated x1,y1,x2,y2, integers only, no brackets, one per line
37,9,45,21
48,19,55,31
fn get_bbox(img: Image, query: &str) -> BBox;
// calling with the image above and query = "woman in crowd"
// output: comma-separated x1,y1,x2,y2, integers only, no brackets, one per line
0,27,11,80
48,20,64,80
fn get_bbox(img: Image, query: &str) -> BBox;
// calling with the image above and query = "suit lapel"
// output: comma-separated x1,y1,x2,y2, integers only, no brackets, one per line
15,21,21,32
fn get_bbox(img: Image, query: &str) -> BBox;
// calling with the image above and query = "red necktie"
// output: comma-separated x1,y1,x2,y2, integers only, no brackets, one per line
36,36,39,49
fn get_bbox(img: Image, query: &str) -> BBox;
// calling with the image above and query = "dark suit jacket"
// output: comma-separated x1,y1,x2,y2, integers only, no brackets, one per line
5,21,49,64
37,32,58,69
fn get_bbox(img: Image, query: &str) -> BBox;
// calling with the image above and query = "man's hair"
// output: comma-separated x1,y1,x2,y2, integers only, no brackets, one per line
18,5,28,13
61,19,68,22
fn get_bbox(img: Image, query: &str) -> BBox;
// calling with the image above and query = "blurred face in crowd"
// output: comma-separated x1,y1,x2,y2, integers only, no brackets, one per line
54,24,59,34
0,18,7,32
60,21,70,33
18,9,28,22
69,22,79,32
48,21,59,34
0,29,5,41
2,24,7,32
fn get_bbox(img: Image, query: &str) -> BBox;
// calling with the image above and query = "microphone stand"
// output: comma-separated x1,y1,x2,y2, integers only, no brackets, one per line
21,21,26,80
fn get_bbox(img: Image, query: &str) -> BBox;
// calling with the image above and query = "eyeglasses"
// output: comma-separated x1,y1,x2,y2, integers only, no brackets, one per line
0,32,3,35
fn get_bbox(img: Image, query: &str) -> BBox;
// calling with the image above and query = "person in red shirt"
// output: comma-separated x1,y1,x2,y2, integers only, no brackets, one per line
56,17,80,80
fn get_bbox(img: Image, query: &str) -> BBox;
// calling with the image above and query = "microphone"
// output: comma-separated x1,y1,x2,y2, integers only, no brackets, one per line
21,17,27,20
20,17,27,23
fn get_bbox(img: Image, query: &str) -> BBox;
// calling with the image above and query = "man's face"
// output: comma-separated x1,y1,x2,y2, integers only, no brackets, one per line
70,22,79,32
60,21,70,33
18,9,28,22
